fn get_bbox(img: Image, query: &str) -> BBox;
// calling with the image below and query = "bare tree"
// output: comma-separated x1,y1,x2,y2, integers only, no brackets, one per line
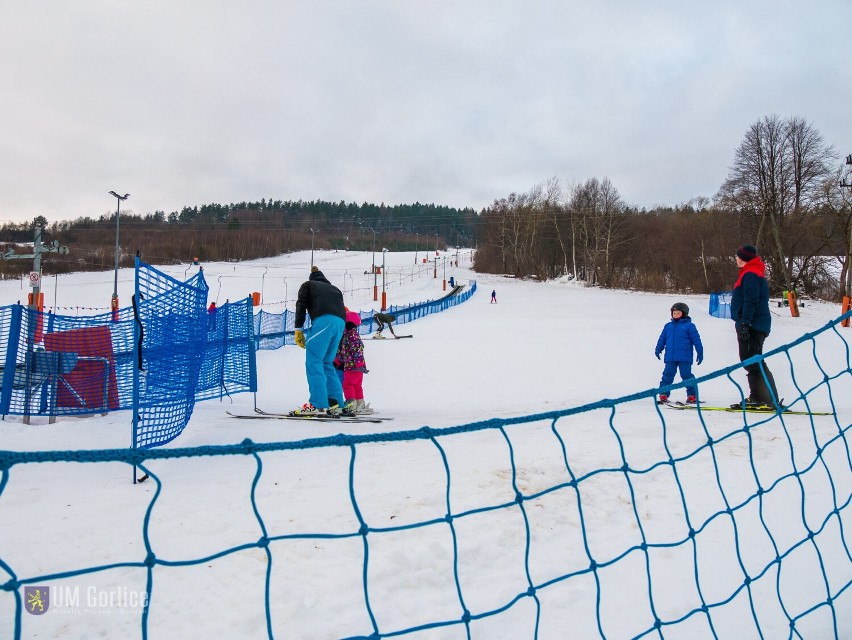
717,115,835,292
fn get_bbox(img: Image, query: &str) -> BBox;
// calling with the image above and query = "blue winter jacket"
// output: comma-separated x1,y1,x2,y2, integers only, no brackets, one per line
655,317,703,363
731,271,771,335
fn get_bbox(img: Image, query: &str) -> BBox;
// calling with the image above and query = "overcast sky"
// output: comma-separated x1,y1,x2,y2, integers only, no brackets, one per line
1,1,849,224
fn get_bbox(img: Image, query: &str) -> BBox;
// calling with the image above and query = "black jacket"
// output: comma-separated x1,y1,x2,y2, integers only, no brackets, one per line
295,271,346,329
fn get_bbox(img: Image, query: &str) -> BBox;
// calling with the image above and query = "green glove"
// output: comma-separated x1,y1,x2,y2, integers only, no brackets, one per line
294,329,306,349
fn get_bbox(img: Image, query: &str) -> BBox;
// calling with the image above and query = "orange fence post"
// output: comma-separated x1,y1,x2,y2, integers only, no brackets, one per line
842,296,851,327
786,291,800,318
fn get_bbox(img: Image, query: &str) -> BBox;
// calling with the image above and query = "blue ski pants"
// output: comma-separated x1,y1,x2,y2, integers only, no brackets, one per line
305,314,345,409
659,361,696,398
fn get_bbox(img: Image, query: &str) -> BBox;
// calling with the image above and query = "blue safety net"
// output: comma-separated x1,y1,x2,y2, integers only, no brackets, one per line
0,269,469,446
253,281,477,348
0,263,257,438
1,309,849,639
196,296,257,402
131,259,211,449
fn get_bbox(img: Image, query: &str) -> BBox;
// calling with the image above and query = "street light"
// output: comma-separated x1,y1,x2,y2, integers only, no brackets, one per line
841,154,852,324
283,277,288,309
310,228,316,267
381,248,388,310
372,228,378,301
108,190,129,321
415,233,419,265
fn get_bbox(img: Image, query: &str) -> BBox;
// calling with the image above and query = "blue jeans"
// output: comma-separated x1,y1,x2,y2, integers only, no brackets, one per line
305,315,345,409
659,361,696,398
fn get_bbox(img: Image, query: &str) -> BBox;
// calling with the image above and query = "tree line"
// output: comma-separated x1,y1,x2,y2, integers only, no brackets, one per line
474,115,852,300
0,201,479,280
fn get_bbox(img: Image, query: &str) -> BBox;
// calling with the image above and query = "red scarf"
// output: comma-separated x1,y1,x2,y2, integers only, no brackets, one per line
734,256,766,288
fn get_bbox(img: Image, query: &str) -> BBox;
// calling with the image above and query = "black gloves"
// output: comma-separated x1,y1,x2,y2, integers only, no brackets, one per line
738,323,751,342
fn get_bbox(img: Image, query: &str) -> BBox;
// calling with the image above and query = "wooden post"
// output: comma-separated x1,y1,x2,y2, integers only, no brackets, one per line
787,291,800,318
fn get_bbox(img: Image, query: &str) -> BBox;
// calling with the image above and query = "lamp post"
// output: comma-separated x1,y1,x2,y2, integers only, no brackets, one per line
283,277,288,309
381,248,388,311
414,233,419,265
310,228,316,267
108,191,129,321
372,228,378,301
261,267,268,304
841,154,852,326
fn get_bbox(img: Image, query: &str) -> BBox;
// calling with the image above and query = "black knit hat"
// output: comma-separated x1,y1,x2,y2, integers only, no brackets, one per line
736,244,758,261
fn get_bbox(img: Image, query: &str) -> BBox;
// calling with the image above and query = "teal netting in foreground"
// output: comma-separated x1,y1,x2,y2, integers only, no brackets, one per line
1,311,850,638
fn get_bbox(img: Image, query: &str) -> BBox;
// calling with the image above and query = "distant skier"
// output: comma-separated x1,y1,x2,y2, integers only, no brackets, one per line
373,312,397,338
207,301,218,330
490,290,497,303
655,302,703,404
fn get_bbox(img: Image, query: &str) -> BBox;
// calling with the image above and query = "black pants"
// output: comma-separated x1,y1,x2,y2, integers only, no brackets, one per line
737,329,779,404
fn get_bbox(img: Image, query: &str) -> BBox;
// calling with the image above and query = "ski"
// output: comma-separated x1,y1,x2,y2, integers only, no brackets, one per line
664,402,834,416
226,411,385,424
371,335,412,340
253,408,393,421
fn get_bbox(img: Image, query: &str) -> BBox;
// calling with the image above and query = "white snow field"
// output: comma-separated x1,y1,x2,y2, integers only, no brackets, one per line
0,249,850,639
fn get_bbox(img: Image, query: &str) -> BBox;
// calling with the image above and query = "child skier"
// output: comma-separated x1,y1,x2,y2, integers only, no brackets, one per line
654,302,704,404
335,310,373,414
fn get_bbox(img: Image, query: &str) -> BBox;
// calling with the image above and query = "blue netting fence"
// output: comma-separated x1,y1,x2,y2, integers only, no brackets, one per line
0,265,471,450
1,311,850,638
0,261,256,450
253,281,477,349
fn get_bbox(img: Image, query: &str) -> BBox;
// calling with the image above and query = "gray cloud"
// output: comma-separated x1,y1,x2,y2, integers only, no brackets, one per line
1,0,849,223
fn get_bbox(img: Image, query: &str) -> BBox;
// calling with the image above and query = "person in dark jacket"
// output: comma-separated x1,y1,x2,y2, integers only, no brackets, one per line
372,312,397,338
730,244,781,409
655,302,704,404
293,266,347,415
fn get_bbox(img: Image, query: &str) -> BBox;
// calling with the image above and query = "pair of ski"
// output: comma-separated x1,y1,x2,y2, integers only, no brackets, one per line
663,400,834,416
226,408,393,424
372,335,413,340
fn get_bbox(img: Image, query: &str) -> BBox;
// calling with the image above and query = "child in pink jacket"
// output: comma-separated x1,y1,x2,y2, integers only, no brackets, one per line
335,311,372,414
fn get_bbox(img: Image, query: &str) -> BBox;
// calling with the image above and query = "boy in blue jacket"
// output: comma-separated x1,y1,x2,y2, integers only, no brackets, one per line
655,302,704,404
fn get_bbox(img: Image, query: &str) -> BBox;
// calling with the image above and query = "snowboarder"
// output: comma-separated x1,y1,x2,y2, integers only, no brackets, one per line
373,312,397,338
655,302,703,404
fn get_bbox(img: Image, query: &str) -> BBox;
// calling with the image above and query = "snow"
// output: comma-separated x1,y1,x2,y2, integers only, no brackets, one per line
1,250,850,639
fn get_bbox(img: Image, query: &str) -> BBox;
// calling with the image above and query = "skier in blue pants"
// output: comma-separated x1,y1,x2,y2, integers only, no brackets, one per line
654,302,704,404
293,266,346,415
